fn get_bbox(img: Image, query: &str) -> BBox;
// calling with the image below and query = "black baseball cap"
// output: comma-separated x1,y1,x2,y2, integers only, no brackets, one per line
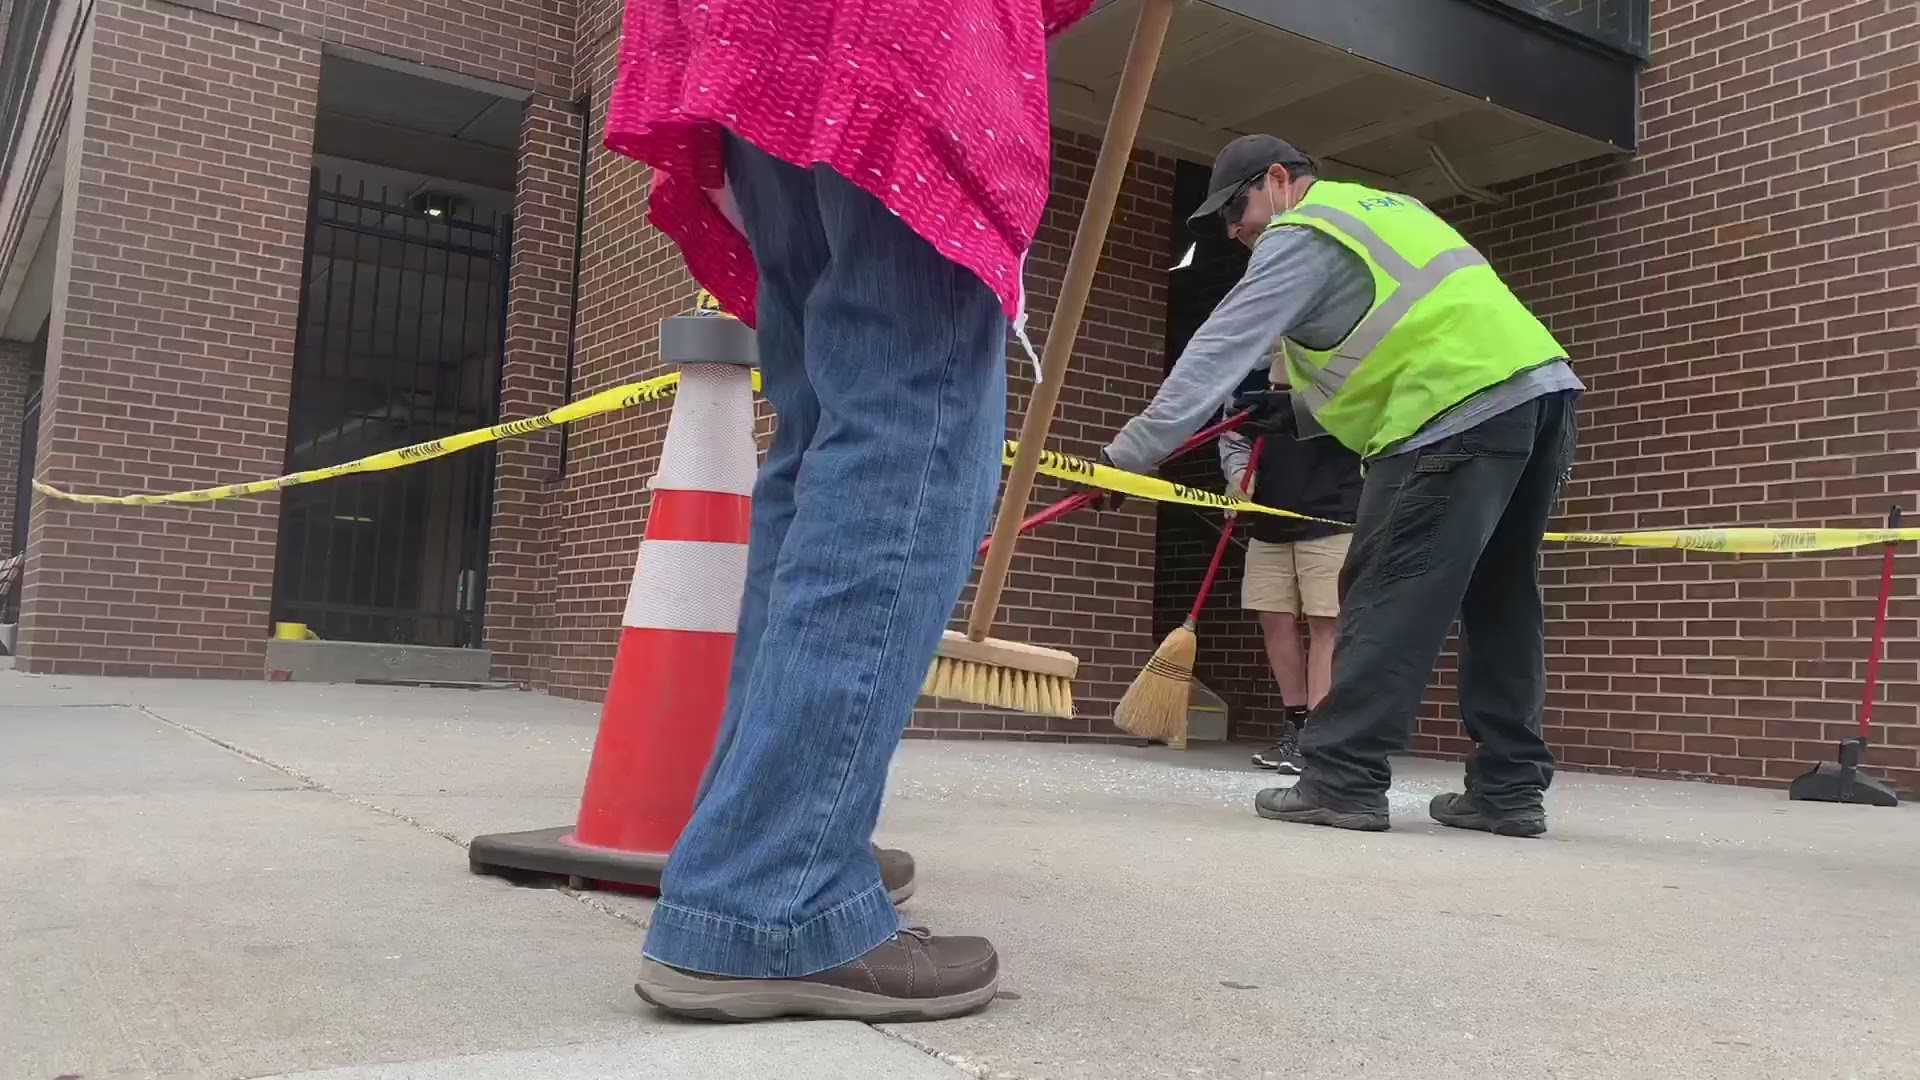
1187,134,1316,238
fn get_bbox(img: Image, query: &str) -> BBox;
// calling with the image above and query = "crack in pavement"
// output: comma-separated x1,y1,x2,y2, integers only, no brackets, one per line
132,704,653,933
121,701,1012,1078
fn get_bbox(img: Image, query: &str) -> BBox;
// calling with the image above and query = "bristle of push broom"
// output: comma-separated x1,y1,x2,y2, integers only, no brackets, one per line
922,630,1078,720
1112,621,1195,740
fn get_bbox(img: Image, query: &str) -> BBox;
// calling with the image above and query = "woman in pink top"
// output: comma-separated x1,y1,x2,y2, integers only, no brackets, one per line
611,0,1093,1023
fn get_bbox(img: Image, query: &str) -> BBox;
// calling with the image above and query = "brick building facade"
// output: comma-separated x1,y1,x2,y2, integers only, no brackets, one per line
1,0,1913,794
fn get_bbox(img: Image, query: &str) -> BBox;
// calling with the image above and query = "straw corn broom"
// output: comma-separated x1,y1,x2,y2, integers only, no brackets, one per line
1114,435,1266,740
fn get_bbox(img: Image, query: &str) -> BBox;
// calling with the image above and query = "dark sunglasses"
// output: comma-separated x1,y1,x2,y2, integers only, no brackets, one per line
1222,173,1264,223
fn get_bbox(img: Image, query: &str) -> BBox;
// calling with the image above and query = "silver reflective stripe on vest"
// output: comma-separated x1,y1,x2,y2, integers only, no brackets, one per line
1286,339,1339,412
1288,204,1419,280
1278,205,1489,402
1336,246,1488,359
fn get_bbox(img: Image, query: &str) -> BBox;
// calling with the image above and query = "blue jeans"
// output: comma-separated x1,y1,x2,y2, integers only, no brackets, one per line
641,135,1009,977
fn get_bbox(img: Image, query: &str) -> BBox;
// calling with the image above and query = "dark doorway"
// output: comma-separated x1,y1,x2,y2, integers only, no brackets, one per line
271,171,509,646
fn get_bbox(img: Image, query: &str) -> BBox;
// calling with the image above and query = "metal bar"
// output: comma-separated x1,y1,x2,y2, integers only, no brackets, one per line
383,197,424,633
9,391,39,589
323,186,502,236
274,169,327,628
277,599,464,620
470,211,512,645
455,203,495,645
339,179,388,635
318,177,364,640
437,204,478,646
309,215,498,259
408,201,436,640
556,94,591,480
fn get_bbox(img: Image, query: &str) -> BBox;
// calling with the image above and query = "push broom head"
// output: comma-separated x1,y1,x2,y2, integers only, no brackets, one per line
925,630,1079,720
1112,621,1195,741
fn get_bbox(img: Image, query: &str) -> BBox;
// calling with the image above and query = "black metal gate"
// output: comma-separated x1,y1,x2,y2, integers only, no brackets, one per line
271,171,509,647
4,388,36,623
9,389,34,559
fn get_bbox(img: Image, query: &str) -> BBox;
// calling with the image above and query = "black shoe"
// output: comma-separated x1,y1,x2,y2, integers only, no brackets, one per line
1251,739,1289,771
1251,720,1304,773
1251,737,1303,774
1254,785,1389,831
1427,791,1546,838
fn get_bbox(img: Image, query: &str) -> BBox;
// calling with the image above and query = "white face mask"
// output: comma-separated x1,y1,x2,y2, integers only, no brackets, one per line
1240,182,1275,249
1240,171,1292,249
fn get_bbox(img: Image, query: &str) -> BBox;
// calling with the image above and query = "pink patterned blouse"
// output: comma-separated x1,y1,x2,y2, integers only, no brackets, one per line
604,0,1096,328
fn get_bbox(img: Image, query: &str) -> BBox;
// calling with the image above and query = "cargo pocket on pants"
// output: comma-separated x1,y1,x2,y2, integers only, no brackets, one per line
1381,453,1466,581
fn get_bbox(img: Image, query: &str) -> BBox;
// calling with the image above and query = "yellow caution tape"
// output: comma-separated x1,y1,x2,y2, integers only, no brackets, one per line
30,370,1920,554
1010,444,1920,550
1541,527,1918,553
1014,442,1346,526
36,372,693,506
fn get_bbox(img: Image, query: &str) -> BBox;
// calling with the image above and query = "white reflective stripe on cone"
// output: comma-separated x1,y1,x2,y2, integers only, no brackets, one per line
621,539,751,633
655,363,758,497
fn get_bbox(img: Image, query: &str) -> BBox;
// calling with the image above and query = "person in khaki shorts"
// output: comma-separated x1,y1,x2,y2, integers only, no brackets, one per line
1220,368,1363,773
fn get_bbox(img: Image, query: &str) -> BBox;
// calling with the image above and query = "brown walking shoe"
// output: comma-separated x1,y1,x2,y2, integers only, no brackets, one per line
635,928,999,1022
875,842,915,904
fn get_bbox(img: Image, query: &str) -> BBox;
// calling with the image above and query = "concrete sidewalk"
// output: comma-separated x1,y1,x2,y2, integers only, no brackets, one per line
3,671,1916,1079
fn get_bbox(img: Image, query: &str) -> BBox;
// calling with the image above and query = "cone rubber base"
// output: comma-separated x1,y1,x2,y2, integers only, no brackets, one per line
1787,761,1900,807
469,826,669,891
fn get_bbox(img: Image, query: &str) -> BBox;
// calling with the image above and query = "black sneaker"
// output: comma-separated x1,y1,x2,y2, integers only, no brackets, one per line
1427,791,1546,838
1250,733,1303,774
1251,717,1304,773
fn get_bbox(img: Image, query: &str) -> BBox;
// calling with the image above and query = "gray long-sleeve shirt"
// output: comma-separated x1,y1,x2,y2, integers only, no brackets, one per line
1105,222,1582,475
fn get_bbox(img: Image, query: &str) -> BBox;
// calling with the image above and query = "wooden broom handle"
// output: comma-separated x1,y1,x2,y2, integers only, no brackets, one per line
967,0,1177,643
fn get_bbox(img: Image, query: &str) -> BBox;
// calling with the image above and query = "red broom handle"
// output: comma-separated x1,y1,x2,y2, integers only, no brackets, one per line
1859,504,1902,738
1186,435,1264,625
976,410,1252,557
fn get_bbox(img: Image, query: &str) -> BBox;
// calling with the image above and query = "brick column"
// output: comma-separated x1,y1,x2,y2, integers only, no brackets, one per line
485,93,582,687
18,1,320,677
0,340,28,556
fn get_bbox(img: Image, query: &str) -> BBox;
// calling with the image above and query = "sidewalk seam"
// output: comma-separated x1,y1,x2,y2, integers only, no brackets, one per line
134,704,653,932
877,1027,1025,1079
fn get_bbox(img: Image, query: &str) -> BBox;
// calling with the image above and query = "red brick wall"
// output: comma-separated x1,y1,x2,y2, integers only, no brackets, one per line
0,340,28,555
1421,0,1920,794
18,0,320,677
161,0,567,92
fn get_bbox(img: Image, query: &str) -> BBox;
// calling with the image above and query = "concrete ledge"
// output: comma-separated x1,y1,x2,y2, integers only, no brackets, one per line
265,640,491,684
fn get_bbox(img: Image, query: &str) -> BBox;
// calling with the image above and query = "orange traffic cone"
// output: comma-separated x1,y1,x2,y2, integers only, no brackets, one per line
470,309,758,891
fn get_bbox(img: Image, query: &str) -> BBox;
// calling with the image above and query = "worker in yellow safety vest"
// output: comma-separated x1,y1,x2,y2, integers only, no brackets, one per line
1102,134,1582,838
